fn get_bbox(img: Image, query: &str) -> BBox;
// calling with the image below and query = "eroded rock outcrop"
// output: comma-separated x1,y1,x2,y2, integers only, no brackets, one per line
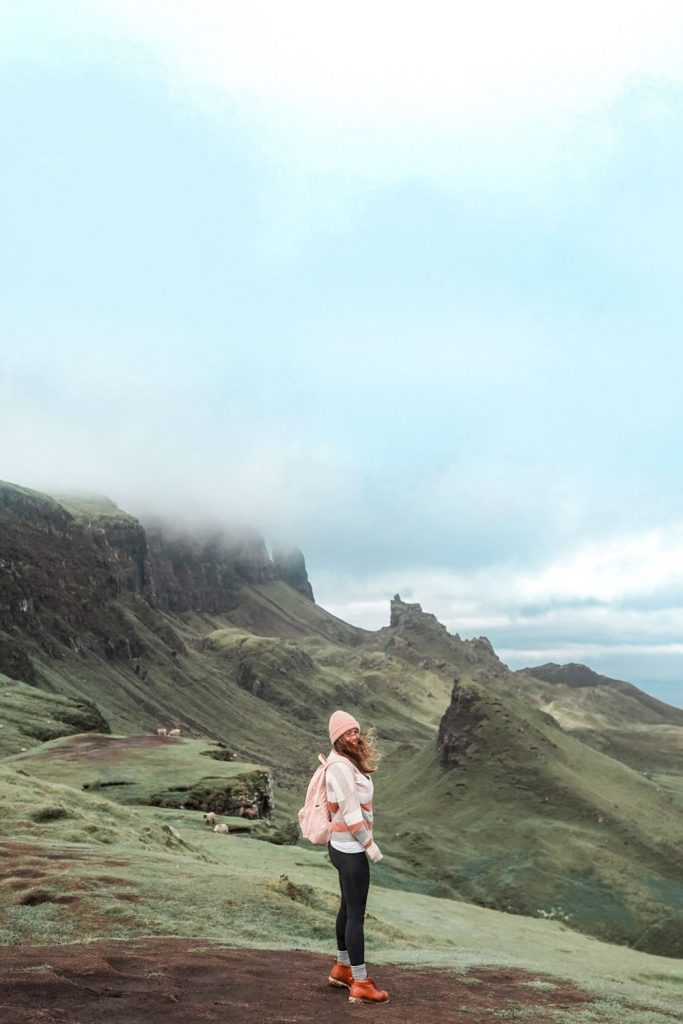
150,768,274,820
390,594,450,633
437,680,490,769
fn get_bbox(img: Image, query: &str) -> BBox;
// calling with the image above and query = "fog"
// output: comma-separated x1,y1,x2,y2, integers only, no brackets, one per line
3,1,683,706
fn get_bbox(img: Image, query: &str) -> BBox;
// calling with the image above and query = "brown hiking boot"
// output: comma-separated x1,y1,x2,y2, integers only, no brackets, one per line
328,962,353,988
348,977,389,1004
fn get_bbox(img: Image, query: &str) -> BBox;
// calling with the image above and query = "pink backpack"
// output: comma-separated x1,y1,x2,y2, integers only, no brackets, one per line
298,753,331,844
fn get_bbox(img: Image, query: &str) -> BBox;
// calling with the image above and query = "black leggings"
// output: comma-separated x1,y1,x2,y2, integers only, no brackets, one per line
328,844,370,967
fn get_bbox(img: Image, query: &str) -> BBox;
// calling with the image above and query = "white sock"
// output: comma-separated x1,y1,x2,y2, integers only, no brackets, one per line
337,949,350,965
351,964,367,980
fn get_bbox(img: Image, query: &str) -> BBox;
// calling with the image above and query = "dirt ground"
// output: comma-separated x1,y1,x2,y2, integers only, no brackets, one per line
0,937,593,1024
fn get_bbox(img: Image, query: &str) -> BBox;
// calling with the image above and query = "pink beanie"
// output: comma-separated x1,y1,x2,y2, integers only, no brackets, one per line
329,709,360,744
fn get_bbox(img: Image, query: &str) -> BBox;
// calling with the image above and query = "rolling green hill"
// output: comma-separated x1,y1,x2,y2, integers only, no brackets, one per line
2,477,683,971
382,677,683,955
1,761,683,1024
516,662,683,807
0,675,109,758
520,662,683,729
6,733,272,817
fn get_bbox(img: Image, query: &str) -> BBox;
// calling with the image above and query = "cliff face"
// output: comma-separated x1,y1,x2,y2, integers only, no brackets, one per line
436,680,490,769
0,480,314,682
143,528,273,613
271,546,314,601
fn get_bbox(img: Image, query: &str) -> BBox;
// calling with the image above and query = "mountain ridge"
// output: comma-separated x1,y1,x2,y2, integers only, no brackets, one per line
520,661,683,726
0,478,314,686
2,477,683,957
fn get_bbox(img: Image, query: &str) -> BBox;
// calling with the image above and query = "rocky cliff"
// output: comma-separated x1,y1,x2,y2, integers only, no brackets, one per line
0,480,314,683
271,546,314,601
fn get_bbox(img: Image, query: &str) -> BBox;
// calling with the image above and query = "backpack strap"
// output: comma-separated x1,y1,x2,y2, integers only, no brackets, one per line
318,753,327,766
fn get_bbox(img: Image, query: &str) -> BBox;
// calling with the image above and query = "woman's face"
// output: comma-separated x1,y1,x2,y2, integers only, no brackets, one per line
342,726,360,748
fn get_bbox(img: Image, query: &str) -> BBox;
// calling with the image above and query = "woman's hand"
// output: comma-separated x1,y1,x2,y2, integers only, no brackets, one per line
366,841,383,863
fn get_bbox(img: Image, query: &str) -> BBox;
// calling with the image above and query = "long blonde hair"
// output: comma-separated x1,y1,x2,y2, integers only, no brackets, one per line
334,727,381,775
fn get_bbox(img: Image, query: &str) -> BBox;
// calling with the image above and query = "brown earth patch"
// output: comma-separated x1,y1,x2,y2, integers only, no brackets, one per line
27,733,170,766
468,968,593,1007
0,937,594,1024
18,891,80,907
1,842,89,863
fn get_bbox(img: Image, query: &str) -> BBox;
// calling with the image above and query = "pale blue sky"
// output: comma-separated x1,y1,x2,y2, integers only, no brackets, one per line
3,2,683,703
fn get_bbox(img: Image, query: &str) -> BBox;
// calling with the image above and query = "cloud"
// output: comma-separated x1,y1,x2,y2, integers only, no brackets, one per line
517,528,683,604
498,641,683,662
19,0,682,206
315,524,683,695
93,2,683,120
5,0,667,278
0,330,364,535
4,1,683,710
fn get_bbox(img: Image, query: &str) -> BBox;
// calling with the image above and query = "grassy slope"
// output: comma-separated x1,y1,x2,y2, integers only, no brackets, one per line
521,663,683,726
382,678,683,955
0,675,109,758
5,734,271,814
0,479,65,512
225,579,367,645
1,764,682,1024
18,585,452,820
1,569,683,1015
352,603,683,955
50,493,137,523
509,666,683,808
2,483,683,979
9,580,683,955
0,481,134,524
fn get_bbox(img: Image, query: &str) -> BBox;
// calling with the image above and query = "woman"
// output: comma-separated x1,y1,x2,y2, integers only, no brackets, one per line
325,709,389,1005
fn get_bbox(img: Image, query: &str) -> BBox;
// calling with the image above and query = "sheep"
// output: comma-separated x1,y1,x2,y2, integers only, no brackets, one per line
167,728,181,737
203,812,216,826
240,805,259,820
213,823,230,834
156,727,167,737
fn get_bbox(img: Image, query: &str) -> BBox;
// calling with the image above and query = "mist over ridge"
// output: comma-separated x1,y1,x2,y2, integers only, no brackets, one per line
4,1,683,705
0,474,680,708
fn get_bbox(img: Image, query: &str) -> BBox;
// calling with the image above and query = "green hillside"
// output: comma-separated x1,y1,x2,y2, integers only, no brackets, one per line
1,762,682,1024
515,662,683,806
2,477,683,1001
4,577,683,957
6,733,272,816
382,678,683,955
0,675,109,758
520,662,683,728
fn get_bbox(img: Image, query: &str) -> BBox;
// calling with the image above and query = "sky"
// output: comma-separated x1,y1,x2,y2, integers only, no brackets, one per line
3,1,683,705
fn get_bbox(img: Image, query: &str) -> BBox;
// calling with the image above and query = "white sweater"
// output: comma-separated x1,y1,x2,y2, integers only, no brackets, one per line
325,751,374,854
